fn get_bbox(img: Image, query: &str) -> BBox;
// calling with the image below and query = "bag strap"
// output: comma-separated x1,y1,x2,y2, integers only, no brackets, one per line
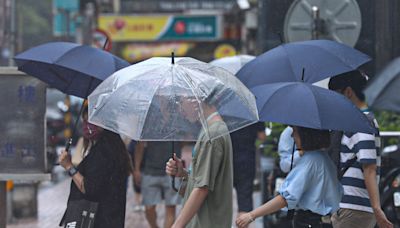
338,156,357,180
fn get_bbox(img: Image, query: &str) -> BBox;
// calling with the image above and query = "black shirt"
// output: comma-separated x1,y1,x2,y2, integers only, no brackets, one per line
230,122,265,162
66,133,128,228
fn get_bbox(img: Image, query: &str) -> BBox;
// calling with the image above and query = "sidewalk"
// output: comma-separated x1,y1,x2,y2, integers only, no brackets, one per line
7,151,263,228
7,173,263,228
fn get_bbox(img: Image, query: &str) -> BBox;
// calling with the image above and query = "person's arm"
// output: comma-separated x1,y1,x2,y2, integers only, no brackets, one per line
278,127,299,173
59,150,86,193
355,130,393,228
133,142,145,186
71,137,84,166
363,163,393,228
172,187,209,228
236,195,287,228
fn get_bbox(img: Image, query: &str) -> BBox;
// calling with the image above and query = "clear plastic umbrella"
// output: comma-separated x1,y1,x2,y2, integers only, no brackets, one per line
209,55,255,74
88,56,259,141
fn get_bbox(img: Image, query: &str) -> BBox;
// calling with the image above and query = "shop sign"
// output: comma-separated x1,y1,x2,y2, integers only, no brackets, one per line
121,42,194,62
98,14,222,41
214,44,237,59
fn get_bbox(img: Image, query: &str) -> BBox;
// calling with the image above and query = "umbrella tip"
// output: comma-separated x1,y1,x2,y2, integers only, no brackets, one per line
301,68,305,81
171,52,175,64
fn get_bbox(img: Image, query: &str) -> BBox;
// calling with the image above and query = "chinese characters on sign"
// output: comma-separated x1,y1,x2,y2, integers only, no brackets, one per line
0,72,46,173
98,15,221,41
18,85,36,103
0,142,37,161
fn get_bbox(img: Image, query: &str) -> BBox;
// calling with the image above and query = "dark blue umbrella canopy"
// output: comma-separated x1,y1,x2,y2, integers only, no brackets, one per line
252,82,377,134
237,40,371,88
14,42,130,98
365,57,400,113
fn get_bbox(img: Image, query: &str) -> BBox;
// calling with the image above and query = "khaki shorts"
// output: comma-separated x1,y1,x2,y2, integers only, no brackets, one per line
331,208,376,228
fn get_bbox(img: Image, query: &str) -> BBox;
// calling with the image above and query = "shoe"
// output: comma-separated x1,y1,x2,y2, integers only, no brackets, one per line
133,205,145,212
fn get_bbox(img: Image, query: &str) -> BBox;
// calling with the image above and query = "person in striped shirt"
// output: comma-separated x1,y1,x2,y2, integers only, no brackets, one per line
328,70,393,228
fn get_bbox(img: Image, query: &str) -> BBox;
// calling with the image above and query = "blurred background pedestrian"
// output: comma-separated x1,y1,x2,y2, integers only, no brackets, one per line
134,141,182,228
230,122,266,221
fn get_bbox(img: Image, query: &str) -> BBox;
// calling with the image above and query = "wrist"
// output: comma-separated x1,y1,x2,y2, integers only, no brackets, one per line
67,166,78,177
64,164,73,171
248,212,255,223
372,206,382,212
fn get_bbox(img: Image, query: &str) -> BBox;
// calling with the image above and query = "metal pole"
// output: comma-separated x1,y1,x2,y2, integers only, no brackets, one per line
8,0,15,66
0,0,5,49
0,181,6,228
113,0,120,13
311,6,320,40
83,3,95,45
65,9,70,41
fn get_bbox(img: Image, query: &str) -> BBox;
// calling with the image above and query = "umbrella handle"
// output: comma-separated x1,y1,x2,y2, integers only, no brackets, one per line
53,138,73,166
171,146,179,192
172,176,178,192
171,155,179,192
65,138,72,152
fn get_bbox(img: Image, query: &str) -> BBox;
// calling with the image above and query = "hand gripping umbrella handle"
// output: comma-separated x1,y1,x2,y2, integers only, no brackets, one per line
55,101,86,166
172,177,178,192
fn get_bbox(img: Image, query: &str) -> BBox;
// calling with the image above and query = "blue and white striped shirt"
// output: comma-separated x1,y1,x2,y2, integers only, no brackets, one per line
339,110,381,213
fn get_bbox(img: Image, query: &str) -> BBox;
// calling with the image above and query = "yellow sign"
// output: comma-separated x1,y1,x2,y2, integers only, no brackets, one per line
99,15,170,41
214,44,237,59
122,43,194,62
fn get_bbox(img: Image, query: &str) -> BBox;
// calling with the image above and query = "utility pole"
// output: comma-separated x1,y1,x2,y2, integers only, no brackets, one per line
113,0,120,13
0,0,5,49
1,0,9,223
82,2,95,45
0,182,5,228
8,0,15,66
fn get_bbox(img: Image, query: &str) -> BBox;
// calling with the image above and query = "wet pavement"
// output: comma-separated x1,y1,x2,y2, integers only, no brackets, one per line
6,166,263,228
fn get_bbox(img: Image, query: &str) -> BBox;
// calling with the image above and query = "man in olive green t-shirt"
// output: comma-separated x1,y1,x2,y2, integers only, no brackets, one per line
166,98,233,228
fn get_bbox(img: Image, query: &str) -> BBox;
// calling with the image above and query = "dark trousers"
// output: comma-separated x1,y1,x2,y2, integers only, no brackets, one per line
293,210,323,228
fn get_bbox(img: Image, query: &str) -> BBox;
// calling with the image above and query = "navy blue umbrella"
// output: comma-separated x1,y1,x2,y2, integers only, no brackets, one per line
14,42,129,98
14,41,130,151
252,82,377,134
365,57,400,113
237,40,371,88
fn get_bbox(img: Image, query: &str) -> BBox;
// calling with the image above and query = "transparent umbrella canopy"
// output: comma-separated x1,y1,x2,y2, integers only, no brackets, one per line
209,55,255,74
88,57,259,141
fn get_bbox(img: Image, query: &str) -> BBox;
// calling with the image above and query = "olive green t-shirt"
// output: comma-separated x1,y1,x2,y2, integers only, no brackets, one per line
183,120,233,228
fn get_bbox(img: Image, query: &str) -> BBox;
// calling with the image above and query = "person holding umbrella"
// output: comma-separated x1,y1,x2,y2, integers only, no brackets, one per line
165,92,234,228
236,125,342,228
328,71,393,228
58,107,133,228
87,56,259,227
